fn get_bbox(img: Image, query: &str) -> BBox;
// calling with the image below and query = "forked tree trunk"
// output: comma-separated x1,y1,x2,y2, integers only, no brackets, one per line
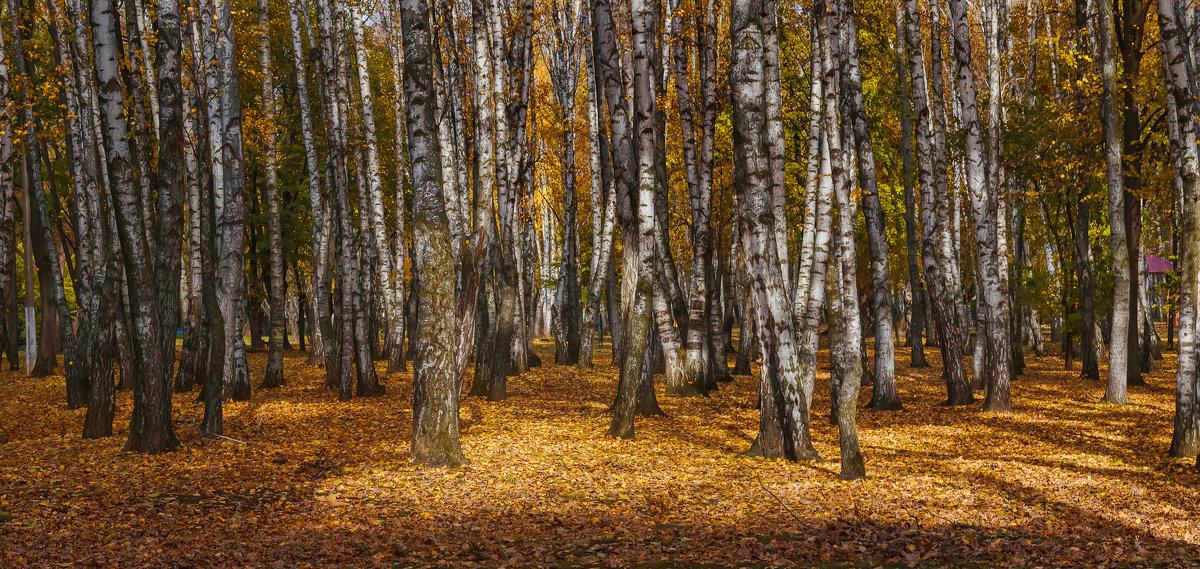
904,0,971,405
732,0,817,462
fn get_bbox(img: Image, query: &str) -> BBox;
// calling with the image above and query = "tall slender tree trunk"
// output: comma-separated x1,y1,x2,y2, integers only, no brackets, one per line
1159,0,1200,458
1119,0,1150,387
838,0,898,410
676,0,719,394
287,0,330,367
0,10,14,373
260,0,286,388
1098,0,1131,404
93,0,177,452
351,8,401,375
215,0,251,402
548,0,582,366
820,0,866,478
9,0,78,395
400,0,465,467
609,0,662,438
896,5,926,369
579,23,617,368
386,3,412,373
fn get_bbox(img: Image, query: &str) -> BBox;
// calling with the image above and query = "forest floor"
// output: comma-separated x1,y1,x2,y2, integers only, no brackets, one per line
1,340,1198,568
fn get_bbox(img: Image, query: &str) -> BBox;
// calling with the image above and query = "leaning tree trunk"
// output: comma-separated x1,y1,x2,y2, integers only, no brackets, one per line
948,0,1010,412
838,0,898,411
287,0,330,367
9,0,78,398
399,0,465,467
592,0,638,373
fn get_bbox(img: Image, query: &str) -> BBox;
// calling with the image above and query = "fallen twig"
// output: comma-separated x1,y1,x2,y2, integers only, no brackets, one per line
755,470,809,529
207,434,249,445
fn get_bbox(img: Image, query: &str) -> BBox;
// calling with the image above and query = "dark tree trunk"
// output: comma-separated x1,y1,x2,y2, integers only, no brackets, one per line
896,5,926,370
93,0,176,453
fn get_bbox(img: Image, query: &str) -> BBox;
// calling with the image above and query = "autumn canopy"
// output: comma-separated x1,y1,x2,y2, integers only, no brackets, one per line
0,0,1198,566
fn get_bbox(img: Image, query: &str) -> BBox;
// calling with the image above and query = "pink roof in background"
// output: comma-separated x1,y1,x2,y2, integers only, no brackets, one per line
1148,254,1174,274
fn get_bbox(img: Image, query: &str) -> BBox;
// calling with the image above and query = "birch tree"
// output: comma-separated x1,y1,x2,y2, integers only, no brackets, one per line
731,0,817,462
948,0,1011,411
214,0,251,402
1159,0,1200,459
399,0,465,467
0,12,13,373
1098,0,1131,404
546,0,583,366
260,0,286,388
905,0,971,405
837,0,898,411
896,4,927,369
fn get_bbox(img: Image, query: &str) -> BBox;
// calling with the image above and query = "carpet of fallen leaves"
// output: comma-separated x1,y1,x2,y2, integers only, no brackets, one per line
1,339,1198,568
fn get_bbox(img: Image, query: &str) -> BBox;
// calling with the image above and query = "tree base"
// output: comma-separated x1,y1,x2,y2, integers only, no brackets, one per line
839,455,866,480
261,367,285,389
981,397,1011,412
867,395,903,411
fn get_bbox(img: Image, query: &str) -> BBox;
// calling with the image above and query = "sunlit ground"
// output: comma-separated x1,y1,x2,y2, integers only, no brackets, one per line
1,337,1197,567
